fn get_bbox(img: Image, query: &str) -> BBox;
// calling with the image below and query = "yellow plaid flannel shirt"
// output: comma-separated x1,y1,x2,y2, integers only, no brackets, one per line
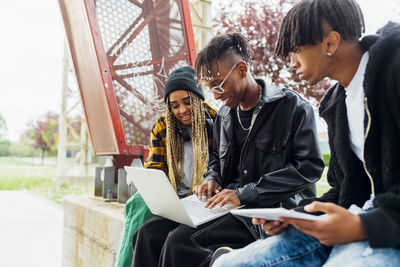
144,103,217,174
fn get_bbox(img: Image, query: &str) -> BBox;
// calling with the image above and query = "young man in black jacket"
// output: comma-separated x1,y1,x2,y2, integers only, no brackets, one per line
131,33,324,267
194,33,323,211
212,0,400,266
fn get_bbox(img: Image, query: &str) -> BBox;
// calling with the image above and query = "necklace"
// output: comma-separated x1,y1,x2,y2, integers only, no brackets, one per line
236,85,262,131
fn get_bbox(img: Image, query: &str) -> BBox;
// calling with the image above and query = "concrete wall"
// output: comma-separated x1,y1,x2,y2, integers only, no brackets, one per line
63,195,125,267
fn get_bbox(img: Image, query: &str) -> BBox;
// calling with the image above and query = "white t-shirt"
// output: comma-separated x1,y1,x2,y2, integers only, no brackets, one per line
177,127,193,196
344,52,369,162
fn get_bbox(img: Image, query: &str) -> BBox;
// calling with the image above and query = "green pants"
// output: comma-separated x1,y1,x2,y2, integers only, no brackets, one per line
115,192,154,267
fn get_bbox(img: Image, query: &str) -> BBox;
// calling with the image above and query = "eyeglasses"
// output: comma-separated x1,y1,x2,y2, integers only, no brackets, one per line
207,60,244,94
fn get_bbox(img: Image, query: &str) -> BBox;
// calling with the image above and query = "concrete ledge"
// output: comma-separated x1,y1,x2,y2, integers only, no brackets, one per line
62,195,125,267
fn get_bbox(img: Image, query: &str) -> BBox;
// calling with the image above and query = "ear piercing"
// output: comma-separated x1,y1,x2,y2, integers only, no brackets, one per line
327,52,332,56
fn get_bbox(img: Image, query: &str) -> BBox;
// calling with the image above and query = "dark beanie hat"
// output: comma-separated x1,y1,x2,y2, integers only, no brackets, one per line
164,66,204,102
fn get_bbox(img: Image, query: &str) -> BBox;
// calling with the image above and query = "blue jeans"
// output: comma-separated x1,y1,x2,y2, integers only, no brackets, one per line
213,226,400,267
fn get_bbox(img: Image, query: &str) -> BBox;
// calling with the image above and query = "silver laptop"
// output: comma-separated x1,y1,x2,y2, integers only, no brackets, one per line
125,166,241,228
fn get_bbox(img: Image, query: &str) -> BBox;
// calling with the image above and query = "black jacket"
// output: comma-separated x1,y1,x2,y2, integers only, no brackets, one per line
205,80,324,209
300,22,400,248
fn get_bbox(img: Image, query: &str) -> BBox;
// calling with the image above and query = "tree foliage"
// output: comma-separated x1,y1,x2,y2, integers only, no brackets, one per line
0,113,7,141
23,112,60,157
0,113,10,156
21,111,83,160
214,0,332,105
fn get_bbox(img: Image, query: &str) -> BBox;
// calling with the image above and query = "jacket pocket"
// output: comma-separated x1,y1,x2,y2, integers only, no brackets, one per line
256,135,289,153
255,135,290,171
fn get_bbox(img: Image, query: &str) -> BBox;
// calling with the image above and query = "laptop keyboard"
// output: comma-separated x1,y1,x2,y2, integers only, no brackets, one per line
181,195,233,225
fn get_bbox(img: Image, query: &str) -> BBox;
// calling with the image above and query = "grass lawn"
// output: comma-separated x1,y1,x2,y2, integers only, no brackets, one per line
316,167,331,197
0,157,92,204
316,184,331,197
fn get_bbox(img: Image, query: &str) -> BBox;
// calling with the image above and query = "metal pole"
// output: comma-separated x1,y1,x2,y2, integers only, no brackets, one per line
80,117,90,176
56,41,69,179
189,0,212,51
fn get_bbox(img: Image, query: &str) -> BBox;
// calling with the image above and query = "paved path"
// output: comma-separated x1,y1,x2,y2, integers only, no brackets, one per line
0,190,63,267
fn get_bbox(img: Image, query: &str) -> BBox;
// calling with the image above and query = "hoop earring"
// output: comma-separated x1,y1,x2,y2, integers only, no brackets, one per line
327,52,332,56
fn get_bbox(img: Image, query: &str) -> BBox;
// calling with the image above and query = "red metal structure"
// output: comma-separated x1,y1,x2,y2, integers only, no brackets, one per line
58,0,197,181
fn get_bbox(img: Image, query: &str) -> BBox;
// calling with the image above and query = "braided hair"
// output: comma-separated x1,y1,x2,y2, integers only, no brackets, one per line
275,0,365,57
195,33,252,81
165,91,208,193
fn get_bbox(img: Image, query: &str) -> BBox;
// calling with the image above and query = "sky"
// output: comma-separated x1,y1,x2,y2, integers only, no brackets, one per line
0,0,64,141
0,0,398,142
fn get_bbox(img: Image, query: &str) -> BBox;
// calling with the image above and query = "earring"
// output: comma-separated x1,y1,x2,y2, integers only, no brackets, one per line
327,52,332,56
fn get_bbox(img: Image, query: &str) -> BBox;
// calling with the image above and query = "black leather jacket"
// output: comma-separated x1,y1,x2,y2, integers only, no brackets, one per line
205,80,324,208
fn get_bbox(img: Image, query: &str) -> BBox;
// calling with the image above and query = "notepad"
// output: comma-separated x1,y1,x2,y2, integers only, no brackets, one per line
231,207,322,221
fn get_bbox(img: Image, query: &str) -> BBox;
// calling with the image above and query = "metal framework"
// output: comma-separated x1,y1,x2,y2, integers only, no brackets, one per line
57,43,92,179
189,0,212,50
59,0,198,181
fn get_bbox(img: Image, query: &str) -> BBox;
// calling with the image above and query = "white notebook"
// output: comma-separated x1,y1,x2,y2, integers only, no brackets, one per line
231,208,322,221
125,166,241,228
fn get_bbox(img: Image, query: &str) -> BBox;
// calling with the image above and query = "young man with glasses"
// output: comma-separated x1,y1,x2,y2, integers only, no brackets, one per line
131,33,324,267
193,32,324,217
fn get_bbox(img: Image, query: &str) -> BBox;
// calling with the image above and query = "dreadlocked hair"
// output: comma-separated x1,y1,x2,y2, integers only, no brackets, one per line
195,33,252,81
275,0,365,57
165,91,208,194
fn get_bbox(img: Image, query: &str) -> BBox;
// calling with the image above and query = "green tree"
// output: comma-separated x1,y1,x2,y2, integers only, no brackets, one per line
0,140,10,156
0,113,10,156
23,112,59,163
0,113,7,141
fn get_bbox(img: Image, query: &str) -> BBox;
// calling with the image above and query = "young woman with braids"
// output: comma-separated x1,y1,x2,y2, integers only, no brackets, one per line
131,31,324,266
146,67,215,196
116,66,216,267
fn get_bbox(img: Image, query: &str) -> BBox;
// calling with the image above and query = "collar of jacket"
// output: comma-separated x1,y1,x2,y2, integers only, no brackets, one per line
218,79,286,143
218,79,286,118
319,83,345,119
258,79,286,104
360,21,399,51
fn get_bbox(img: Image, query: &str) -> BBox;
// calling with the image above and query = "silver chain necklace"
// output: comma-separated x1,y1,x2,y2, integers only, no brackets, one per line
236,85,262,131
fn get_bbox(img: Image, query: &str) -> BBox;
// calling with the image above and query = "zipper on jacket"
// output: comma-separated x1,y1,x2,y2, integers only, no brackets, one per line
238,131,251,187
238,105,262,187
363,97,375,197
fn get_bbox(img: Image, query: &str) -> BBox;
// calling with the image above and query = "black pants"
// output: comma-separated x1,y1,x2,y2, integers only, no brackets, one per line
131,214,259,267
